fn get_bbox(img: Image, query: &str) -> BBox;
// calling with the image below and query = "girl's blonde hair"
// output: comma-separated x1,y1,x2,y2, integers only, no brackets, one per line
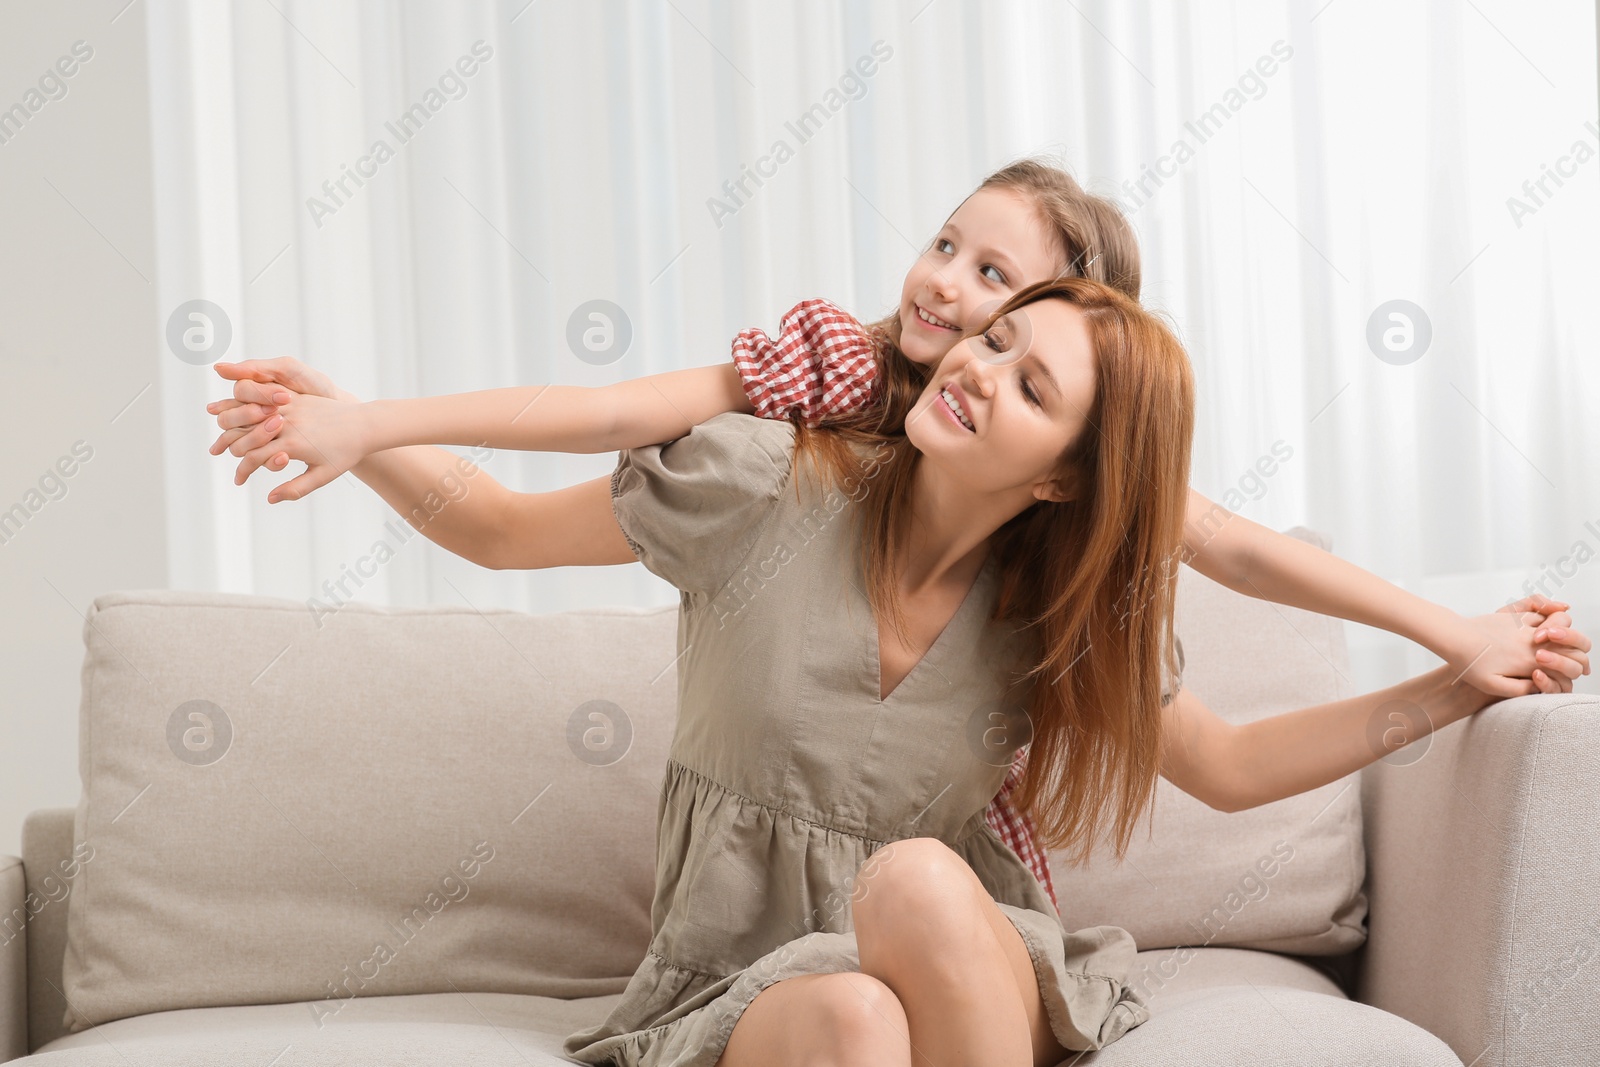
793,276,1193,867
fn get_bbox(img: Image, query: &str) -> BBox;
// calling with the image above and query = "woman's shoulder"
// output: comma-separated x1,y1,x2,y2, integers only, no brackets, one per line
694,410,798,458
610,413,801,597
643,412,799,501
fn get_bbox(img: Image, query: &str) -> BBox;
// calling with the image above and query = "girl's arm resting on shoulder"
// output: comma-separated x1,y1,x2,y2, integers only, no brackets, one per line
1159,670,1492,814
479,474,638,571
360,363,753,456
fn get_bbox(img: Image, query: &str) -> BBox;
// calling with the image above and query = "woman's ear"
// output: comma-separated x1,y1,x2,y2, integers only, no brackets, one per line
1034,468,1078,504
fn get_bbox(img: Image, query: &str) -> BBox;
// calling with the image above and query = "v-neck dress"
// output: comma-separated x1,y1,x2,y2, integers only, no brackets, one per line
562,412,1151,1067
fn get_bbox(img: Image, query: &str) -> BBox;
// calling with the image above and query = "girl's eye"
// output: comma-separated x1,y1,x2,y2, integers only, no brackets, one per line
981,265,1006,284
934,238,955,254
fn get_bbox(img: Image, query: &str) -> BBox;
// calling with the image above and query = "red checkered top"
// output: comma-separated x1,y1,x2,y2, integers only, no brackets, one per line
731,298,880,423
729,298,1058,912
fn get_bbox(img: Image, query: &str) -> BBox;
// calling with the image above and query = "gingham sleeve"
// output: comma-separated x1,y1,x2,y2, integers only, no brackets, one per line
731,299,879,425
1161,636,1186,707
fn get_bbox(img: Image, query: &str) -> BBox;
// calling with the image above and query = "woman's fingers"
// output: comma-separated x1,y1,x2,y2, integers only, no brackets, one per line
210,425,248,457
230,416,288,481
227,414,285,463
1540,668,1573,694
211,414,282,463
1535,647,1588,680
210,401,279,434
250,454,337,504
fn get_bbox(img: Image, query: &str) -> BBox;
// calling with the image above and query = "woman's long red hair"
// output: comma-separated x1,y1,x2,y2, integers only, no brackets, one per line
791,277,1194,866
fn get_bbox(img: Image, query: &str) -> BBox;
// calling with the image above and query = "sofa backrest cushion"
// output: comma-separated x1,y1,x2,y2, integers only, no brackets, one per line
60,590,680,1031
1049,527,1369,957
62,528,1367,1030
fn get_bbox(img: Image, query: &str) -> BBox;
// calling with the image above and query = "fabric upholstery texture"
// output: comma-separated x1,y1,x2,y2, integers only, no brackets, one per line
1050,529,1368,956
3,546,1590,1065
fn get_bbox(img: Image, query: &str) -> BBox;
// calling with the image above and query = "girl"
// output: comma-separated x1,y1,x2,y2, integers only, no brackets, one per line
207,158,1590,912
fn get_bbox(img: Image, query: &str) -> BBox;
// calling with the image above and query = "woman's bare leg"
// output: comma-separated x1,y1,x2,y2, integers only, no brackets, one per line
852,837,1069,1067
716,971,913,1067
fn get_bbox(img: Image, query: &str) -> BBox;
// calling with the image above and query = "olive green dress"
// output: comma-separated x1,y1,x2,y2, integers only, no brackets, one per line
562,412,1152,1067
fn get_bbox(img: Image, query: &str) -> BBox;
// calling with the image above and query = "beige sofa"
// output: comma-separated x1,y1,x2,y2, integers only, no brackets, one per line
3,529,1596,1066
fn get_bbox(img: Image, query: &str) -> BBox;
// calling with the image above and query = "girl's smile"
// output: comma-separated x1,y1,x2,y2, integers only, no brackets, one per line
913,304,962,333
898,185,1065,368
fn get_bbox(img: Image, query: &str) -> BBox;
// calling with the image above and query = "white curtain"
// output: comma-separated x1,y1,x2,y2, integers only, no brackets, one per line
149,0,1600,694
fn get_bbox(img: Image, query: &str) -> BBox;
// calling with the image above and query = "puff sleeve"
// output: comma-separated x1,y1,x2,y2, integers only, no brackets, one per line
731,299,879,424
1160,635,1186,707
609,411,798,598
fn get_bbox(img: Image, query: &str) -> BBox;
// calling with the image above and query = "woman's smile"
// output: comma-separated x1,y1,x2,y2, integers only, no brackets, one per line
938,383,977,432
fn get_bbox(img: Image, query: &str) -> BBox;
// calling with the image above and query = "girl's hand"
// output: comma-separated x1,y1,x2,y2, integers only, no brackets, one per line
208,386,373,504
207,358,360,483
1449,596,1591,697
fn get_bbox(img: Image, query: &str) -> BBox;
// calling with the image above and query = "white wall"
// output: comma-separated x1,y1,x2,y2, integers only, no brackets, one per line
0,1,165,857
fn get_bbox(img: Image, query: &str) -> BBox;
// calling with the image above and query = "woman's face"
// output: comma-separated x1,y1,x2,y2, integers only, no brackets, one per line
905,297,1097,502
898,186,1063,368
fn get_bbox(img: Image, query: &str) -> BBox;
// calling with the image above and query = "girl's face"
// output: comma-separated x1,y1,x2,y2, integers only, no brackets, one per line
905,297,1097,503
898,186,1063,367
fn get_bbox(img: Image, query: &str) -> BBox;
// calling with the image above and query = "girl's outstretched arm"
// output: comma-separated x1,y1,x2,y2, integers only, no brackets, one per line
214,360,750,474
1180,488,1591,697
1159,661,1502,814
210,358,518,568
209,358,753,563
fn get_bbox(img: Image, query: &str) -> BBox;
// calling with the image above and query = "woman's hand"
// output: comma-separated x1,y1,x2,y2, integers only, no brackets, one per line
216,388,373,503
208,358,363,493
1445,595,1591,697
206,358,372,503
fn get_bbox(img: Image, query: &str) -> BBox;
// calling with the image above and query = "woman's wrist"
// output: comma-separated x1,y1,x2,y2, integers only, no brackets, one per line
354,398,389,456
1412,664,1495,729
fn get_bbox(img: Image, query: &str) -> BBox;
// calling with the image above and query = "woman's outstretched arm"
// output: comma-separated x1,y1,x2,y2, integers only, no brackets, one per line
482,474,637,571
1180,488,1591,696
1159,664,1501,814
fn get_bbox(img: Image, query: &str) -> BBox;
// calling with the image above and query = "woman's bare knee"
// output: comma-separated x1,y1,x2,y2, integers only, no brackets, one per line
716,972,910,1067
854,838,990,970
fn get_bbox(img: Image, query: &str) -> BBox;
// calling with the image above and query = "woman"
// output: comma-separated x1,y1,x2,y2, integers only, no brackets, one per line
277,275,1496,1067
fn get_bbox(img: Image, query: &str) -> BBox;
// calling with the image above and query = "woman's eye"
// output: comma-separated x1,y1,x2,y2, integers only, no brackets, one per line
981,265,1006,284
1020,376,1041,407
983,329,1004,352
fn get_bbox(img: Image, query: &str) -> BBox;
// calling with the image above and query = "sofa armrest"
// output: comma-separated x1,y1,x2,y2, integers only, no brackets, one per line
1,856,25,1063
1357,692,1600,1067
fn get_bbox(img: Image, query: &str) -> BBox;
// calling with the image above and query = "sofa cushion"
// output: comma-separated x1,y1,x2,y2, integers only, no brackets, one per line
61,524,1368,1033
24,950,1459,1066
32,990,611,1066
1050,527,1368,956
60,590,681,1033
